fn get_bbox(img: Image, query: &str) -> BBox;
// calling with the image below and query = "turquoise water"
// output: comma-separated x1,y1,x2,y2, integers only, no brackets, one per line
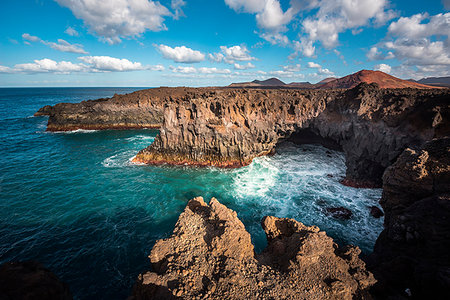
0,88,383,299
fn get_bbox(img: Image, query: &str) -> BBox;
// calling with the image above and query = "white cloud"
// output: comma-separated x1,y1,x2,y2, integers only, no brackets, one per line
0,56,165,74
170,66,231,74
55,0,172,44
366,46,394,61
260,32,290,46
225,0,300,31
171,0,186,19
22,33,87,54
46,39,87,54
307,61,333,75
301,0,394,49
150,64,165,71
292,39,316,58
378,13,450,68
307,62,321,69
234,62,255,70
22,33,40,42
64,27,79,36
14,59,86,74
78,56,144,71
283,64,301,72
156,44,205,63
374,63,391,73
210,45,257,64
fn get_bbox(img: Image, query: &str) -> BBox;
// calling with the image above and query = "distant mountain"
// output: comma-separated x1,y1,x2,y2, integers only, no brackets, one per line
286,81,314,88
320,70,438,89
413,76,450,88
252,78,285,86
228,70,442,89
317,77,337,84
229,77,285,87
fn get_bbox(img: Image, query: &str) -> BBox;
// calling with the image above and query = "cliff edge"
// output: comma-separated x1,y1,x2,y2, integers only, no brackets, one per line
132,197,375,300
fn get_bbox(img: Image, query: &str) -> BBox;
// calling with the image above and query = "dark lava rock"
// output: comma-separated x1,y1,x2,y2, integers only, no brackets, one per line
369,206,384,218
325,207,353,220
370,137,450,299
0,261,72,300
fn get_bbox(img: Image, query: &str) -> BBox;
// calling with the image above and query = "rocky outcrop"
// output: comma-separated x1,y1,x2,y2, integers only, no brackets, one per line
132,197,375,300
370,137,450,299
35,89,175,131
0,261,72,300
133,83,448,185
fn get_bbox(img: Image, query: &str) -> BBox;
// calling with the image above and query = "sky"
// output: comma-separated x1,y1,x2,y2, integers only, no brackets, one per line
0,0,449,87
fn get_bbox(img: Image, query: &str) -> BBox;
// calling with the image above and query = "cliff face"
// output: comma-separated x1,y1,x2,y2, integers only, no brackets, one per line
133,84,448,185
132,197,375,300
370,137,450,299
34,88,180,131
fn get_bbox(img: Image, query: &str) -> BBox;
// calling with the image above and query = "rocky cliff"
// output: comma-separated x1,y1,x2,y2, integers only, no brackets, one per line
369,137,450,299
133,83,448,185
34,88,179,131
132,197,375,300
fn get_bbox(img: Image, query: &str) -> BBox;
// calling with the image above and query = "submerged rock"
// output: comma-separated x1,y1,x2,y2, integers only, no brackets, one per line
325,207,353,220
370,137,450,299
369,206,384,218
132,197,375,299
0,261,72,300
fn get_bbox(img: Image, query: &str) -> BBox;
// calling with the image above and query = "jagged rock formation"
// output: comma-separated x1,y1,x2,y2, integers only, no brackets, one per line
34,89,171,131
0,261,72,300
133,83,449,185
370,137,450,299
132,197,375,300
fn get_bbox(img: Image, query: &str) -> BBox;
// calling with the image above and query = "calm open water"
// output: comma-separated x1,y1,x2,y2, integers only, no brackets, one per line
0,88,383,299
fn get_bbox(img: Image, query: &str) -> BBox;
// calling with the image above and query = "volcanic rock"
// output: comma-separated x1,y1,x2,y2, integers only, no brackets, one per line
369,206,384,218
325,207,353,220
0,261,72,300
320,70,439,89
370,137,450,299
132,197,375,299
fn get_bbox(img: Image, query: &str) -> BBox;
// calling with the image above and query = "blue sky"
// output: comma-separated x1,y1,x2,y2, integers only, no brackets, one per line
0,0,449,87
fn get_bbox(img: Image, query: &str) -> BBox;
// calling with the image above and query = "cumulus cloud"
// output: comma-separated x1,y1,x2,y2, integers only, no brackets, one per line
225,0,300,31
374,63,392,73
156,44,205,63
64,27,79,36
234,62,255,70
291,39,316,58
55,0,172,44
0,56,161,74
209,45,257,64
14,59,86,74
22,33,87,54
374,12,450,73
366,46,394,60
301,0,394,49
307,61,333,75
170,66,231,74
78,56,144,71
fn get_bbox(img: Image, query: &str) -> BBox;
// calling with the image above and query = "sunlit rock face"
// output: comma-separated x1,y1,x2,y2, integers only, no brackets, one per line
132,197,375,300
133,83,449,186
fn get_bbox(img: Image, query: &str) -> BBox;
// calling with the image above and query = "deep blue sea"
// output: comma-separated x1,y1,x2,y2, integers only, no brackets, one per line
0,88,383,299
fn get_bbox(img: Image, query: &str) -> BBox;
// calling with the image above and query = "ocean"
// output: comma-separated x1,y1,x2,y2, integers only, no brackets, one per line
0,88,383,299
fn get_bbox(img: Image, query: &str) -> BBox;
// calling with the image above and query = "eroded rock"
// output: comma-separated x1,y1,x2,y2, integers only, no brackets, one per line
370,137,450,299
132,197,375,299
